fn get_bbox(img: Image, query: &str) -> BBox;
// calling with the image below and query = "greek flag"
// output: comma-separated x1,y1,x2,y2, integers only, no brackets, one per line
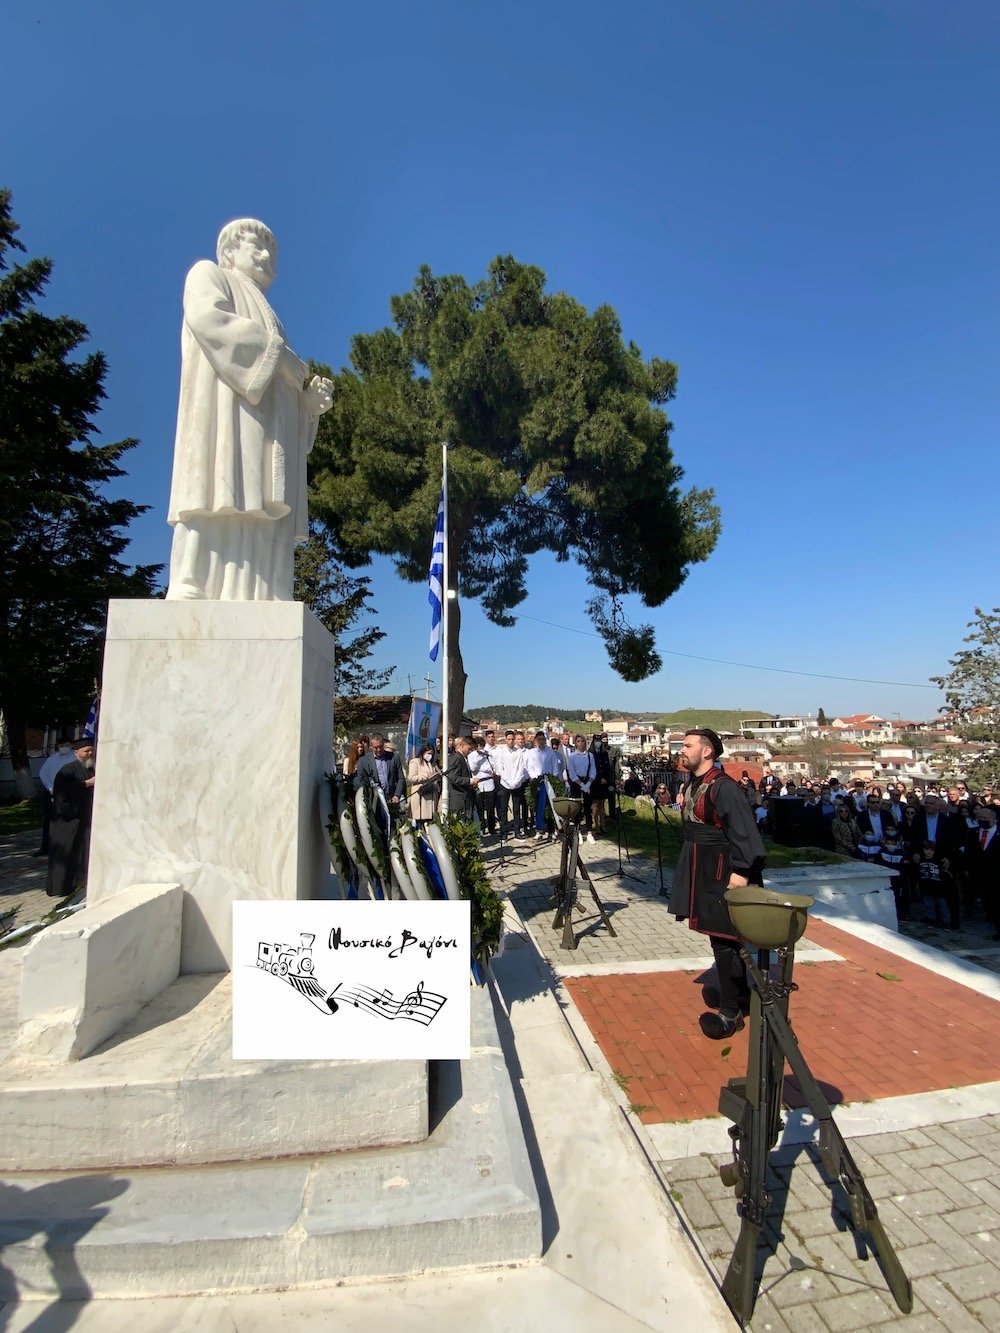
82,696,99,741
427,490,445,662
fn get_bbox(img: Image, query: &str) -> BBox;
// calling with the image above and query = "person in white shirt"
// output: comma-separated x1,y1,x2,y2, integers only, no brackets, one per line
525,731,563,838
567,734,598,843
495,730,530,839
468,736,498,835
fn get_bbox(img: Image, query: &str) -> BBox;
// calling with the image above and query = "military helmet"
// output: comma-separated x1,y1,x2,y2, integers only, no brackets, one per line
725,887,814,949
552,796,584,822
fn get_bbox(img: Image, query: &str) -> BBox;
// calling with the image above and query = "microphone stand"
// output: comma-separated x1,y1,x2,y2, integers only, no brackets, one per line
652,800,669,897
613,798,642,881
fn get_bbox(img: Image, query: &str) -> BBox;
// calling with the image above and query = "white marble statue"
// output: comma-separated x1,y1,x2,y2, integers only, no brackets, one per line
166,219,334,601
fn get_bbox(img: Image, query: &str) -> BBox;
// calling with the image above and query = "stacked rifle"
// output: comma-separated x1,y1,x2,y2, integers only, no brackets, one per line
716,887,913,1326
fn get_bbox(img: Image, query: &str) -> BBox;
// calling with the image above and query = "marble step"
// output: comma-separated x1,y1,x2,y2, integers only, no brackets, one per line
0,999,542,1298
0,972,428,1171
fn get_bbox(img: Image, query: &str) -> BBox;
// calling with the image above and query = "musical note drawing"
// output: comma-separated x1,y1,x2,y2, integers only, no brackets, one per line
339,981,446,1026
255,938,447,1025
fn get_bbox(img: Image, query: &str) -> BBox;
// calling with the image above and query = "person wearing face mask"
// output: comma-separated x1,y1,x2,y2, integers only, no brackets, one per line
407,743,442,827
567,735,598,843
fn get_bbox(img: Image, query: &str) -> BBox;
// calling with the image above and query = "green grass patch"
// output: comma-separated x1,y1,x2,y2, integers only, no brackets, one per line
608,798,845,869
0,799,42,837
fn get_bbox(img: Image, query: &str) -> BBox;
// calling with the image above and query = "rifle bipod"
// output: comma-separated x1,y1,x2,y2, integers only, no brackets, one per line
716,941,913,1327
550,817,617,950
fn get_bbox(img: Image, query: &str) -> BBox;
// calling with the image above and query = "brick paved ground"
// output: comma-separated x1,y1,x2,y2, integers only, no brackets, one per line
565,916,1000,1124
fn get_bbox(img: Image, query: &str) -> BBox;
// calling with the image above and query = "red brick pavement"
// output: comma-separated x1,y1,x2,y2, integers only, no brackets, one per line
564,916,1000,1124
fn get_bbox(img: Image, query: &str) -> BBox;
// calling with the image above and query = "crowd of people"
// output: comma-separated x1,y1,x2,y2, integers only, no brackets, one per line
735,769,1000,937
343,728,623,845
341,731,998,938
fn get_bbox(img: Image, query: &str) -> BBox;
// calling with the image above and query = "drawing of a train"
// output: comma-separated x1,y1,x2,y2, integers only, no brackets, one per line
257,933,315,977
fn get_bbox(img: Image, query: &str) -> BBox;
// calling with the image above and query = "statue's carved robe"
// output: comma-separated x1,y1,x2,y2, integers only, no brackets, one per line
166,261,317,600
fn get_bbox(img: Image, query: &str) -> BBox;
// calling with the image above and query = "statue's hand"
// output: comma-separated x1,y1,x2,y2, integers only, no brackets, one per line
306,375,334,416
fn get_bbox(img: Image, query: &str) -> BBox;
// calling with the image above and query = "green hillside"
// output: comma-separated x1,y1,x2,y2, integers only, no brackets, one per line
466,705,772,732
651,708,773,733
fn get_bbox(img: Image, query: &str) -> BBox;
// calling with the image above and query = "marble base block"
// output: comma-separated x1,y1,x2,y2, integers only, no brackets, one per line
765,862,900,931
18,883,182,1062
2,974,428,1172
88,601,336,973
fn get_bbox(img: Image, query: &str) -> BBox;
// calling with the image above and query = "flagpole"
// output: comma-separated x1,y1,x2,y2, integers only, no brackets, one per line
440,438,450,815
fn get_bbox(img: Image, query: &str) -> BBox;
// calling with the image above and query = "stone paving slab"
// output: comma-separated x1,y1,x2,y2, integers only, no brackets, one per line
488,831,1000,1330
659,1115,1000,1331
484,836,830,973
0,830,54,937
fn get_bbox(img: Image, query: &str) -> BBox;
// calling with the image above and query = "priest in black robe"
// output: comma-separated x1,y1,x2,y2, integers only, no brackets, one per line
46,737,95,898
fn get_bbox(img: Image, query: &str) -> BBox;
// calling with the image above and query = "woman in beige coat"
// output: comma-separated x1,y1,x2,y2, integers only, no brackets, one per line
407,746,441,826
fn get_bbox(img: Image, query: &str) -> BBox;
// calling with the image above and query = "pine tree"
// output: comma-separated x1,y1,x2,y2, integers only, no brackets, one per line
310,256,720,733
293,519,393,698
0,190,159,791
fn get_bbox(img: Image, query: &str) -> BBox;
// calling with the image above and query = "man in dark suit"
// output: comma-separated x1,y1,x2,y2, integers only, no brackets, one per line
965,805,1000,936
907,795,959,858
354,732,406,817
856,794,891,841
446,736,478,820
758,767,779,796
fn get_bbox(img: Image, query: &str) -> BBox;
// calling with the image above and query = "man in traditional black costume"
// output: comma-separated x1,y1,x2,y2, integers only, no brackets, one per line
669,728,767,1039
46,737,95,898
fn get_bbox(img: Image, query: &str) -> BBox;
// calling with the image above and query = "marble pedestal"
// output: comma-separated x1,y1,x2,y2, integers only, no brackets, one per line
88,600,336,973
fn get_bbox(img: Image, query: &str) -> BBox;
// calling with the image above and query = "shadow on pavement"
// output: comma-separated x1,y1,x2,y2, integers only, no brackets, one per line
0,1174,129,1332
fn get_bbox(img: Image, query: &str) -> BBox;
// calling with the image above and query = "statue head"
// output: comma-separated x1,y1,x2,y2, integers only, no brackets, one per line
216,218,278,290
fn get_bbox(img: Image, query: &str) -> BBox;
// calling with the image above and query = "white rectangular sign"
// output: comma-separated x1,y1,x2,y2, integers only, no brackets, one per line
232,901,471,1060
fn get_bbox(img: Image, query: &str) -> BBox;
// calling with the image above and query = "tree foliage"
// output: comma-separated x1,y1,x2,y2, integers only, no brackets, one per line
799,733,835,779
309,256,720,729
0,190,160,778
293,520,394,698
931,606,1000,788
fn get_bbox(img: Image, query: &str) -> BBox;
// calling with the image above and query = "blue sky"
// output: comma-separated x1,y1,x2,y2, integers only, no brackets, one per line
7,1,999,720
